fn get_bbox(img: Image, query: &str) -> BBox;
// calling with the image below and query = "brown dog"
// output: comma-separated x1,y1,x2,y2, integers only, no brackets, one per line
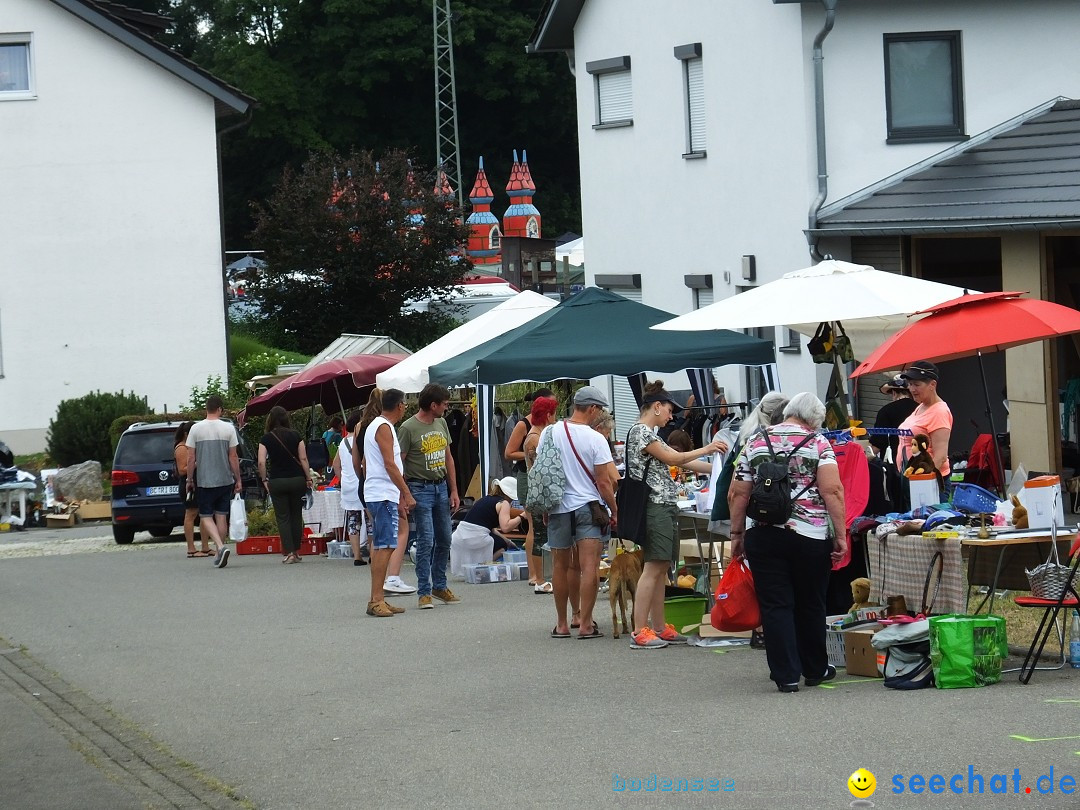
608,547,644,639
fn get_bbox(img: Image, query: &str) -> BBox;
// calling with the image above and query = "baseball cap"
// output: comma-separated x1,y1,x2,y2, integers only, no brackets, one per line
642,390,684,414
879,375,907,394
573,385,609,408
899,360,940,383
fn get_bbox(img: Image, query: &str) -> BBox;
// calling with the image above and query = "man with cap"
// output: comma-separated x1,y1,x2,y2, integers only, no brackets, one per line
546,385,619,639
869,375,917,462
896,360,953,477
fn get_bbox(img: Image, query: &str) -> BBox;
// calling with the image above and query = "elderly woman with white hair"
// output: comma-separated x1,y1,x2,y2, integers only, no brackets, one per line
727,392,847,693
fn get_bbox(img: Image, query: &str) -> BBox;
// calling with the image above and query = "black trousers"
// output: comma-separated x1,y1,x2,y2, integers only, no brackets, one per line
744,524,831,686
268,476,307,554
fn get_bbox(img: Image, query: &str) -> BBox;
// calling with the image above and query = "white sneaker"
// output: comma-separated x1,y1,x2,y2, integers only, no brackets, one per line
383,576,417,595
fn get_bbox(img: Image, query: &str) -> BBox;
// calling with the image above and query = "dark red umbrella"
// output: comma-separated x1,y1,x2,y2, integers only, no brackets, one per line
238,354,407,425
851,291,1080,493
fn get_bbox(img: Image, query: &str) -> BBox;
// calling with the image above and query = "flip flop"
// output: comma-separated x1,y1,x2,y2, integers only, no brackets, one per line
577,623,604,640
533,582,553,594
550,628,571,639
187,551,212,558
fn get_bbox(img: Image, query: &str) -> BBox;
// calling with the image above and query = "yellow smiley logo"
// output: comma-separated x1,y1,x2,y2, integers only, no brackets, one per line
848,768,876,798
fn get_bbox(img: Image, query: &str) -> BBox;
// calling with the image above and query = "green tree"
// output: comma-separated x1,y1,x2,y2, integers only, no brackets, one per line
159,0,580,248
47,391,151,468
250,148,471,354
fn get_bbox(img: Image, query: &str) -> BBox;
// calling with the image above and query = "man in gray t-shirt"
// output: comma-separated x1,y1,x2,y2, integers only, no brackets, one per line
185,395,241,568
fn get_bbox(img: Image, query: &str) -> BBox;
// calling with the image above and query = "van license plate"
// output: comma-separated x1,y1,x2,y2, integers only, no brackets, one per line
146,485,178,496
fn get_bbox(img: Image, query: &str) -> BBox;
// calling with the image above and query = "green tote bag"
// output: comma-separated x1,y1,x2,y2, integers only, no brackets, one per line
928,614,1008,689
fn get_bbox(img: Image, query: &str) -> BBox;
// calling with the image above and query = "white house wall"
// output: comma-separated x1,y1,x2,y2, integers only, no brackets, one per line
811,0,1080,203
0,0,228,453
575,0,818,398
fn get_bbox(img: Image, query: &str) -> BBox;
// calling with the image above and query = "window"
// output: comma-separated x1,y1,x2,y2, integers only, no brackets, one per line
586,56,632,128
779,327,801,354
675,44,705,157
883,31,964,143
489,226,501,250
0,34,33,99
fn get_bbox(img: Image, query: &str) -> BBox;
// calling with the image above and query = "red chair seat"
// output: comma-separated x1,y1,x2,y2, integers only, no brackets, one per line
1015,596,1079,608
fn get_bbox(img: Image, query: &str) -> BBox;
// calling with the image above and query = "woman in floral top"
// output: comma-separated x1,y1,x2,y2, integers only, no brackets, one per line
625,383,726,650
728,392,847,693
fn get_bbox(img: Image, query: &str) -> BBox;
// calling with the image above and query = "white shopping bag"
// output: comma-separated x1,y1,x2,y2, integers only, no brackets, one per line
229,494,248,542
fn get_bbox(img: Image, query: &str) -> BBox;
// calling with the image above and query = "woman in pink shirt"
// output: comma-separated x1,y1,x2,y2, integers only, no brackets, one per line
896,360,953,477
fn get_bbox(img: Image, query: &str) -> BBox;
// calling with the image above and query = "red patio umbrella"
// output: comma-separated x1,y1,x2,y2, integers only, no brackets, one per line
851,291,1080,493
238,353,407,425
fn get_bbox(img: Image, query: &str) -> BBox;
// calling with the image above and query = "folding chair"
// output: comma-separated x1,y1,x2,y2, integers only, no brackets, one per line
1013,536,1080,684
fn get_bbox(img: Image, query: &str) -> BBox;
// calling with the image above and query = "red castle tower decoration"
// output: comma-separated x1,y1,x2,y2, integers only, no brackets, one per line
502,149,541,239
465,157,501,265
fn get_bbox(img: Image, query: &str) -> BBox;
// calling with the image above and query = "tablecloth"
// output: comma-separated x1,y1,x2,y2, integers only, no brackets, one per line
865,532,967,615
302,489,344,532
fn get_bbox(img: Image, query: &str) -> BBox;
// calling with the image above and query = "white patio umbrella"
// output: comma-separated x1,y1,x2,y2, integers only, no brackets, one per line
376,289,557,393
652,260,971,360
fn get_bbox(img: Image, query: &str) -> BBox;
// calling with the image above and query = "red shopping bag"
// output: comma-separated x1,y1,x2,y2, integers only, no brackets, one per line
710,559,760,632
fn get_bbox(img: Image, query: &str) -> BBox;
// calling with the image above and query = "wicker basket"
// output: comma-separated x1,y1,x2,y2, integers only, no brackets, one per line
1025,522,1072,599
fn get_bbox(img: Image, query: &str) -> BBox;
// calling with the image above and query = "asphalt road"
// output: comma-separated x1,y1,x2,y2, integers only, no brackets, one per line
0,534,1078,809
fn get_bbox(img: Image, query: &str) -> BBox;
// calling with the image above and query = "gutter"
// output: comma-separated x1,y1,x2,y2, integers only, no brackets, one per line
807,0,838,261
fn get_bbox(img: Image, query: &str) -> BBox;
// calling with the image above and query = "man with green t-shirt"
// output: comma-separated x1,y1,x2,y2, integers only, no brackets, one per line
398,383,460,610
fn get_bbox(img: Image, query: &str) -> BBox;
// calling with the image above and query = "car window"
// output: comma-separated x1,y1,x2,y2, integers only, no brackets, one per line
115,432,175,465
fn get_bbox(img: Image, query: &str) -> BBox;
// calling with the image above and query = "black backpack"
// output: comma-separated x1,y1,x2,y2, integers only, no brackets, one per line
747,428,817,525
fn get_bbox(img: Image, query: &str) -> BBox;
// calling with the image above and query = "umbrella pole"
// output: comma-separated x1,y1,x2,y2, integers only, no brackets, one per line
976,350,1007,499
333,379,346,419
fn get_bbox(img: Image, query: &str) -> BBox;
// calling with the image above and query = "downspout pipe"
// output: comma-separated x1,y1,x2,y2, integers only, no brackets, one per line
807,0,838,261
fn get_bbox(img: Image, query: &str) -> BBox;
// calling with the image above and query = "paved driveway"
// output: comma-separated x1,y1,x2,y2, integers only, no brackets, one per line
0,538,1078,809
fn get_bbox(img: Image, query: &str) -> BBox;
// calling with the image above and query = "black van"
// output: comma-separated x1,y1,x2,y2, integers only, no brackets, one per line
110,421,260,544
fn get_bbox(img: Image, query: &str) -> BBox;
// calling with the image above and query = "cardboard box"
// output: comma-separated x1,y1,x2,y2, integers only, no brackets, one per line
1021,475,1065,529
46,513,76,528
697,615,752,640
844,625,885,678
77,501,112,521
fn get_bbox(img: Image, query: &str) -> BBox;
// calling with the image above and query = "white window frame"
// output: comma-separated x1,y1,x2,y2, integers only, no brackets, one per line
586,56,633,129
488,226,501,250
675,43,705,157
0,33,35,100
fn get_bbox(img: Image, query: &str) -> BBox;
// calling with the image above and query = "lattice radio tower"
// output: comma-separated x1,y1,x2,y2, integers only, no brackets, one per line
433,0,464,209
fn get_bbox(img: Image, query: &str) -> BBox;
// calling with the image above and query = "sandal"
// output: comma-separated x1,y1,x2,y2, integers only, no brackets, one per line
577,622,604,640
533,582,553,594
550,627,571,639
187,550,212,558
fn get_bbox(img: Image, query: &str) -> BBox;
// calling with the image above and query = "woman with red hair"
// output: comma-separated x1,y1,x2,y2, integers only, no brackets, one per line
521,394,558,593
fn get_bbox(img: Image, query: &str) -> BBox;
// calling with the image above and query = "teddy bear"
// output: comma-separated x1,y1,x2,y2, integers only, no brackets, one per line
849,577,874,612
1010,494,1029,530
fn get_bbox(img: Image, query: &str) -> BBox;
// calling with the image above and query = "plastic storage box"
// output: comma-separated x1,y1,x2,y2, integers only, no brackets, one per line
663,596,707,634
503,549,527,565
326,540,353,560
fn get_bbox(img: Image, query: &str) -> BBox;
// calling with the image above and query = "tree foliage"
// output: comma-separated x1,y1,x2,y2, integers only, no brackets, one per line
249,148,471,354
47,390,151,468
156,0,579,247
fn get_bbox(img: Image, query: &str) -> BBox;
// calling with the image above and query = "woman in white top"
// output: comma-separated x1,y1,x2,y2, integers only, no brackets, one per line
332,410,367,566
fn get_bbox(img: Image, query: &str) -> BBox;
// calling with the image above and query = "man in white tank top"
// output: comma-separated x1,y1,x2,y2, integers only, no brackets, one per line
363,389,415,617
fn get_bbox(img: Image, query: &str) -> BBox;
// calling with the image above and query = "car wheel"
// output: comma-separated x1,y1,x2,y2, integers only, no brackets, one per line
112,525,136,545
148,527,173,539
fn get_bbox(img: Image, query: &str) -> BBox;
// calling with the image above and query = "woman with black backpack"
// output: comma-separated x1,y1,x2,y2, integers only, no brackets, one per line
727,392,847,693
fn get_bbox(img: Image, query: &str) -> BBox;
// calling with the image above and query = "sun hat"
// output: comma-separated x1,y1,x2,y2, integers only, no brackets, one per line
495,476,518,501
879,375,907,394
573,386,609,408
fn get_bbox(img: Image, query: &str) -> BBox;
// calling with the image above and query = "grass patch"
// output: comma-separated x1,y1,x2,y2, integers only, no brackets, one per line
230,333,307,364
